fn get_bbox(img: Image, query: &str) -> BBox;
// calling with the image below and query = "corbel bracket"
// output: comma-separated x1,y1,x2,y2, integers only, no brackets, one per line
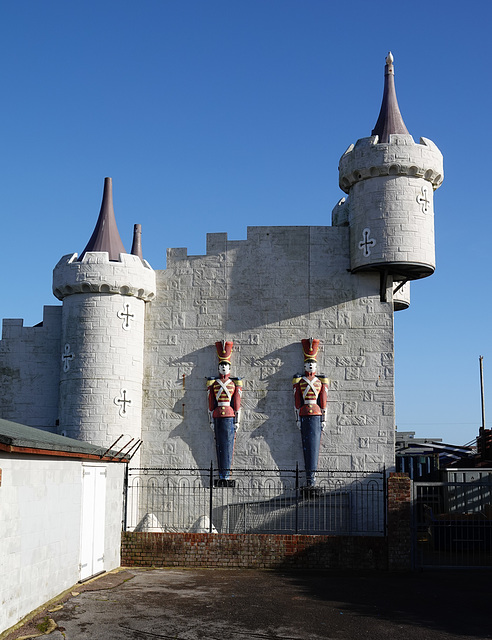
379,269,390,303
393,279,408,296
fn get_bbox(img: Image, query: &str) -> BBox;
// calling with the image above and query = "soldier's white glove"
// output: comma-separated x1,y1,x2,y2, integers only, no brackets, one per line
234,409,241,432
294,407,301,430
321,411,327,431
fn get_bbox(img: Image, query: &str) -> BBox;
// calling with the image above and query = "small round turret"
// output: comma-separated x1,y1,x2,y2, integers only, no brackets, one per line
339,53,443,281
53,178,156,454
393,280,410,311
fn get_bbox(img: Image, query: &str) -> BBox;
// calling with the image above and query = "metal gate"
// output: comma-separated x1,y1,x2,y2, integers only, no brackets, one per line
413,479,492,568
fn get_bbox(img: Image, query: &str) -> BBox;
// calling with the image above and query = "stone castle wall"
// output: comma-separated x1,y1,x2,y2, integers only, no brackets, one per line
140,225,395,472
0,306,61,431
0,224,396,474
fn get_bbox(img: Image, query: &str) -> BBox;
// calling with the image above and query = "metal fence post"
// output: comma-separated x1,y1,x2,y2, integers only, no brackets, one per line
209,461,214,533
295,462,299,534
383,464,387,535
122,462,129,531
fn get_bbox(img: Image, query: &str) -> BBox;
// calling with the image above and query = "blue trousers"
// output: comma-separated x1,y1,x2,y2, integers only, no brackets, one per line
214,417,236,480
300,415,322,487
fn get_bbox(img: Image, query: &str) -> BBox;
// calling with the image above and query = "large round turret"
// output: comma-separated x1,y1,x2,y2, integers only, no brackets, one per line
339,53,443,281
53,178,156,454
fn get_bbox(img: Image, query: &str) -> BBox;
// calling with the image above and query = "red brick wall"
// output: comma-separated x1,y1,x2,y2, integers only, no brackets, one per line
121,532,388,571
121,475,413,571
387,473,412,570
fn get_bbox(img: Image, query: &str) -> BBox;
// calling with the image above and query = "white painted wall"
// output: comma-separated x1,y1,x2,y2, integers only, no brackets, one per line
0,454,125,635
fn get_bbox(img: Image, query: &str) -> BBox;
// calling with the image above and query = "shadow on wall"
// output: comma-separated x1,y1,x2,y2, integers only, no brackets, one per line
153,224,387,472
224,226,370,335
166,343,320,472
167,345,216,470
244,343,304,470
166,343,304,471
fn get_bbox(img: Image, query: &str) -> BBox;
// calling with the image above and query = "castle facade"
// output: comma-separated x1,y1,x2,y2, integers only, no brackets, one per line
0,54,443,480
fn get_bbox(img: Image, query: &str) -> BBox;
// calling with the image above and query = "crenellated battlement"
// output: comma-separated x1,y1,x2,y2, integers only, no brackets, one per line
53,251,156,301
339,135,443,193
337,130,443,280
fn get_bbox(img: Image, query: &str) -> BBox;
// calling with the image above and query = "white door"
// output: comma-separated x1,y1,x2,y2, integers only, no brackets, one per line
80,465,107,581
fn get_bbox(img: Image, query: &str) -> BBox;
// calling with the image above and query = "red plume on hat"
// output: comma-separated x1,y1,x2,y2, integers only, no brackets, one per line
302,338,320,362
215,340,233,364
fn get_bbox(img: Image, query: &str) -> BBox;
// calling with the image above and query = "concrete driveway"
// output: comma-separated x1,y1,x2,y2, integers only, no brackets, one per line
5,567,492,639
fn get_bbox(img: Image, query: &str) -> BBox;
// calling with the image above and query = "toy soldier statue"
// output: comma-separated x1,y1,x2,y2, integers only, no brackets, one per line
293,338,328,487
207,340,242,486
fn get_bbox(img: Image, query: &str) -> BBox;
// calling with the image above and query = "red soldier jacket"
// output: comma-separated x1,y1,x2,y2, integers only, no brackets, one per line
207,376,242,419
293,373,328,417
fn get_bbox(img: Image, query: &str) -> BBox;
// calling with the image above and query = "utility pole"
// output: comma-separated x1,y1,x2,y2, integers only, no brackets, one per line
479,355,486,433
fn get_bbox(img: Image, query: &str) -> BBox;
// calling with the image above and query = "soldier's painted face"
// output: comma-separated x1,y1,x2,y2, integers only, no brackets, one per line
305,360,317,374
218,362,231,376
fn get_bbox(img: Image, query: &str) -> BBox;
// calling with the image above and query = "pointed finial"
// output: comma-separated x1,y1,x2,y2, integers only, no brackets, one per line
79,178,127,262
131,223,143,259
371,52,409,143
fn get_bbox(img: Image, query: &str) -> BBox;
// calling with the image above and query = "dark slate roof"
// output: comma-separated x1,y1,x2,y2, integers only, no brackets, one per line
371,52,409,143
79,177,127,262
0,418,124,460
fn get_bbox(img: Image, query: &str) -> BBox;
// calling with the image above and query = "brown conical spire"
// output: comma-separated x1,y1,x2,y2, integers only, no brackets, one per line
79,177,127,262
371,52,409,143
130,223,143,259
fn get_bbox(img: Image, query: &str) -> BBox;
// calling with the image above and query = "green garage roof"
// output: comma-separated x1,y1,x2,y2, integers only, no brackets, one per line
0,418,126,460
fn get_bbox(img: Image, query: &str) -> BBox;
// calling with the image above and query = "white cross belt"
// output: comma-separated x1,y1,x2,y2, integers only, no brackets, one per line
302,376,319,400
215,379,233,402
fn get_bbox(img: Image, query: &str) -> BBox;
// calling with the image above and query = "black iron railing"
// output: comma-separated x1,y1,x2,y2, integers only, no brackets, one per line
124,465,385,536
413,478,492,568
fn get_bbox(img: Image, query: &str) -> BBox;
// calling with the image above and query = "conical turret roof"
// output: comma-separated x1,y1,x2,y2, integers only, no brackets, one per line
371,52,409,143
130,224,143,260
79,177,127,261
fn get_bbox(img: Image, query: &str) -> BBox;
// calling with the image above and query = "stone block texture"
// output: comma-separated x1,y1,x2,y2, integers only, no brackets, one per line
0,306,61,431
338,134,443,279
0,225,395,475
53,251,156,456
142,225,395,472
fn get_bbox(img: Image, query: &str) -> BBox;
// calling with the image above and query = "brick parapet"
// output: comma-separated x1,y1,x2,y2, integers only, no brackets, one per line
121,532,388,571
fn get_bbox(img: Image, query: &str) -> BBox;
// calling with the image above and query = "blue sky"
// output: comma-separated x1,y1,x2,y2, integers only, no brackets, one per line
1,1,490,445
